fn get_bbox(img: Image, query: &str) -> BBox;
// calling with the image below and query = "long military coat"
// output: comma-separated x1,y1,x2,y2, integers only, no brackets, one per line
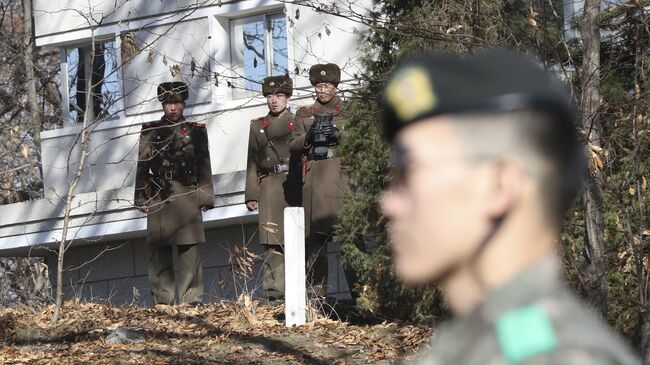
413,255,640,365
134,116,214,246
290,95,350,239
245,109,301,245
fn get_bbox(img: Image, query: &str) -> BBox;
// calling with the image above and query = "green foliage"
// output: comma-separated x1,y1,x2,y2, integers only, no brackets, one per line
336,0,650,345
335,0,569,322
336,91,447,322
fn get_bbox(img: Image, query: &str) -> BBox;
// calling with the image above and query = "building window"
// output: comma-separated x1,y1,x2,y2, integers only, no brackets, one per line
63,40,120,123
230,13,288,99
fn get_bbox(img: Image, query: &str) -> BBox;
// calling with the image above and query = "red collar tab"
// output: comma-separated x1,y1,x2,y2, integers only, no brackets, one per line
262,118,270,129
335,103,341,112
181,128,188,135
288,121,295,131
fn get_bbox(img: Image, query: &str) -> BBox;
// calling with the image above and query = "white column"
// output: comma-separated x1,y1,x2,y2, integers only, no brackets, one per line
284,207,306,327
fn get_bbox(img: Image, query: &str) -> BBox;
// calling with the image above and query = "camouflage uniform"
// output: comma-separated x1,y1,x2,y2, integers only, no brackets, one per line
378,51,641,365
135,82,214,305
413,255,639,365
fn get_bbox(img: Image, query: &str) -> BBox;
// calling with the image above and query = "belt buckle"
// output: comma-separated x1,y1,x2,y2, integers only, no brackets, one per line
164,170,173,180
273,165,281,174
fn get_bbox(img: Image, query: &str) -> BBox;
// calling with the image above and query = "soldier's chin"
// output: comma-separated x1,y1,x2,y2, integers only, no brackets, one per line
395,261,430,284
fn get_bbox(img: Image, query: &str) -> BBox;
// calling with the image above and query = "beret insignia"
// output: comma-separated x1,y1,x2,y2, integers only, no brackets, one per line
385,67,437,123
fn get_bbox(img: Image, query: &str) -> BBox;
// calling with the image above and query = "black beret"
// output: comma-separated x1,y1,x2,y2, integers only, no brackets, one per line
157,81,189,103
309,63,341,86
381,49,574,142
262,75,293,97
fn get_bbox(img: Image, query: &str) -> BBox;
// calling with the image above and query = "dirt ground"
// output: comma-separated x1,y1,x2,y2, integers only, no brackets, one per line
0,299,432,364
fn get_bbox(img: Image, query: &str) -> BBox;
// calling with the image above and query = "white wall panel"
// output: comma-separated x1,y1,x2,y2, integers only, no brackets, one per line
122,19,211,115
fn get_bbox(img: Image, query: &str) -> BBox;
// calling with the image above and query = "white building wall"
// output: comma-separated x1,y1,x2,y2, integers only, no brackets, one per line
34,0,369,200
5,0,369,303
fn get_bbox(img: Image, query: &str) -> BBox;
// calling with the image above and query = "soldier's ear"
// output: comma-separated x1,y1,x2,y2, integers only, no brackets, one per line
482,159,525,220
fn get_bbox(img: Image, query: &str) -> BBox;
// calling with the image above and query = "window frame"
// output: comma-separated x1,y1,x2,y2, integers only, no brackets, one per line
58,35,122,126
229,11,289,100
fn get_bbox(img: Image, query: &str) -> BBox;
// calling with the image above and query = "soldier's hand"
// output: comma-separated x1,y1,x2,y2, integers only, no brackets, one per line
304,125,317,147
246,201,258,211
321,123,339,137
138,205,149,213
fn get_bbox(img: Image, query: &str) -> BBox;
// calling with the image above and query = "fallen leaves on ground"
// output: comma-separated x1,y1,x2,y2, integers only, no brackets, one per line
0,300,431,364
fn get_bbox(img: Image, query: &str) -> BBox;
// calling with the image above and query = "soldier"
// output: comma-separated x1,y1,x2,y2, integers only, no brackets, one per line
290,63,349,297
245,75,300,301
134,82,214,305
380,50,639,364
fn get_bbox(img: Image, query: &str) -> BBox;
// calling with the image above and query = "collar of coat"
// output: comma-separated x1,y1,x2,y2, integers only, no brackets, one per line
312,95,341,115
254,109,294,131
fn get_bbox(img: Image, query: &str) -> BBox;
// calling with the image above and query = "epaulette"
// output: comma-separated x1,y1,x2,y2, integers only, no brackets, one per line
250,116,266,123
191,121,207,128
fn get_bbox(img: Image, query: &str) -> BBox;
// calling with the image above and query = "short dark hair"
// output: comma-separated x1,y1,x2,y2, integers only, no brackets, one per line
448,110,585,220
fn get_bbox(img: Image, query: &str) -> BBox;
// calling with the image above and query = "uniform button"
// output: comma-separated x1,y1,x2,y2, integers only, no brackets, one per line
183,147,187,151
182,162,186,167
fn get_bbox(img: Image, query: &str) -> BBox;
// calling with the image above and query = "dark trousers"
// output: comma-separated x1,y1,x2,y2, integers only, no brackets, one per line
305,236,328,297
262,244,285,300
148,243,204,305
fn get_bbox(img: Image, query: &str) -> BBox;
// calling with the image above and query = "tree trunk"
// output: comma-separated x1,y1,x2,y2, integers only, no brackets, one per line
51,41,94,325
21,0,42,180
580,0,607,318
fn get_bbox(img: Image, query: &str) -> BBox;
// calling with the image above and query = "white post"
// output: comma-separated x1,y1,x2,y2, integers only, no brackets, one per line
284,207,306,327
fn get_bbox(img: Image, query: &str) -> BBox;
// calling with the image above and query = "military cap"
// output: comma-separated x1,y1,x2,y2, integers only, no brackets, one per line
309,63,341,86
157,81,189,103
262,75,293,97
381,49,574,142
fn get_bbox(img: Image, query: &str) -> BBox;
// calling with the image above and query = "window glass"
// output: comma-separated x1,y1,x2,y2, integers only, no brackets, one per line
66,40,120,123
268,14,288,77
231,13,288,99
234,16,266,94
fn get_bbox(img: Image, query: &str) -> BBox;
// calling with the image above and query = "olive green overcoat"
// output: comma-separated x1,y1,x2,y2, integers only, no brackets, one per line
245,109,301,245
289,95,350,239
134,117,214,245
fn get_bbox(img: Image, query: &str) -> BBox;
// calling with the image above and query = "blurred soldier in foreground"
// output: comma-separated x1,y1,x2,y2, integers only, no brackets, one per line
245,76,300,301
135,82,214,305
380,51,639,364
291,63,349,296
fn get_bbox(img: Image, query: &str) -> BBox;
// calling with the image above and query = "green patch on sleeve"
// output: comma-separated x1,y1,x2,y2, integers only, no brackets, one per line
496,304,558,364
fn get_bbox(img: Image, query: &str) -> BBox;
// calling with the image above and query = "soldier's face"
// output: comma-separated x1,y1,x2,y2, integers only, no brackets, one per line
162,101,185,121
266,93,289,114
314,83,336,103
381,119,493,284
